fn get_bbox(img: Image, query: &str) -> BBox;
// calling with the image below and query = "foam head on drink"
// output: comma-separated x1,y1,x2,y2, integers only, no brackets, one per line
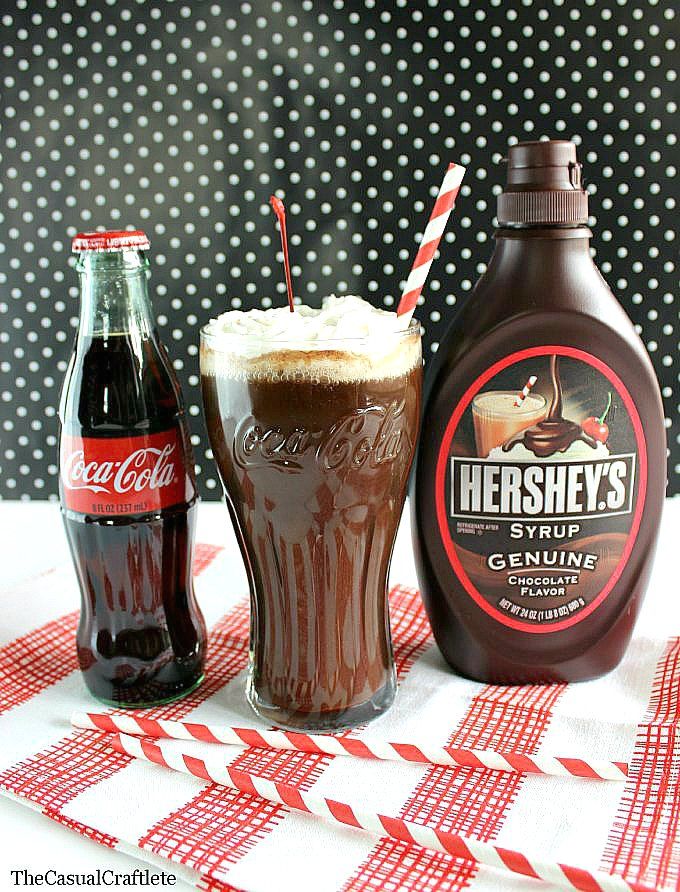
200,294,422,731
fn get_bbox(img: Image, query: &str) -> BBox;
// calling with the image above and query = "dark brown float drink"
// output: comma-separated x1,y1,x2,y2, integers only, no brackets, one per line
201,299,421,729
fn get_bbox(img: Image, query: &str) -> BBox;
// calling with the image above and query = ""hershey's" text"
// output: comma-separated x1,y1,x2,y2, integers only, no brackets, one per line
450,454,636,520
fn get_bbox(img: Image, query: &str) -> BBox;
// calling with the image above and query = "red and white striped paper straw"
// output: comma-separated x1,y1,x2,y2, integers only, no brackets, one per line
515,374,538,407
70,711,628,781
104,730,642,892
396,161,466,321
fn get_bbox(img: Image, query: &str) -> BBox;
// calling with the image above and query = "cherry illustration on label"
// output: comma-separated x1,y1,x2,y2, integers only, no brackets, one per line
581,392,612,444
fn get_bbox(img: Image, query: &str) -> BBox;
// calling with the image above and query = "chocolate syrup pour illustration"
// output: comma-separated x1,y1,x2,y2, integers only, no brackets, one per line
503,355,598,457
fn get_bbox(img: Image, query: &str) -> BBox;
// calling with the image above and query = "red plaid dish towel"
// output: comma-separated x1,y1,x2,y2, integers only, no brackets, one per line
1,507,679,892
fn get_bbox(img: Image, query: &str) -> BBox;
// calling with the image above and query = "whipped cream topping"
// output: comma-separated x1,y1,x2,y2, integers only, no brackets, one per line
201,295,420,382
204,295,407,342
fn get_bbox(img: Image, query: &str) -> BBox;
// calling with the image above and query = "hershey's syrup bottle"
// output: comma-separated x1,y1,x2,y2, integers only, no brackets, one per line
411,140,666,684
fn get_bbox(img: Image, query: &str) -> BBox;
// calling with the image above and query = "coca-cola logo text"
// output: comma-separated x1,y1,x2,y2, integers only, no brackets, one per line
234,400,410,471
59,430,189,516
63,444,178,495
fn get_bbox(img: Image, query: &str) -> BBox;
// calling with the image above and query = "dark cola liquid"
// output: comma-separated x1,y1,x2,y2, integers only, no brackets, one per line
60,332,206,707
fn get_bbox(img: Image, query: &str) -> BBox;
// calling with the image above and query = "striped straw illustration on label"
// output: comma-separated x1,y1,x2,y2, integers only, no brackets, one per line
514,374,538,407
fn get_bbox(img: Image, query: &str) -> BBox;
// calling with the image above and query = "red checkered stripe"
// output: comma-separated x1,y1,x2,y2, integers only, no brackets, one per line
0,544,225,845
341,683,566,892
389,585,436,679
192,543,225,576
1,730,124,848
135,585,435,882
601,637,680,890
0,608,79,716
196,874,244,892
50,812,121,849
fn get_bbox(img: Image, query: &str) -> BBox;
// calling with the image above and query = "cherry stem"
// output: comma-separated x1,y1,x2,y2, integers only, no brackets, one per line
270,195,295,313
598,391,612,425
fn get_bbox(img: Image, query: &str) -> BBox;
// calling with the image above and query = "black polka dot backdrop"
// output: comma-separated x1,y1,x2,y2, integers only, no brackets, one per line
0,0,677,499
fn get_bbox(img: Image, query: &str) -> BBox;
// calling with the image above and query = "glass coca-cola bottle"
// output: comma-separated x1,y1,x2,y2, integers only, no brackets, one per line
58,230,206,707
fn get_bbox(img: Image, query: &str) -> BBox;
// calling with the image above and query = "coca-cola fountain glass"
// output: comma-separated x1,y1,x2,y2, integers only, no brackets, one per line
200,319,422,731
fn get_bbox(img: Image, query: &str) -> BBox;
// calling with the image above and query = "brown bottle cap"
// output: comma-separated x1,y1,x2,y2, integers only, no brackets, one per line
497,140,588,226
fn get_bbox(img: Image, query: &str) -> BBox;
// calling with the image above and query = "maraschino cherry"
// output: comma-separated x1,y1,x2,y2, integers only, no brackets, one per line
270,195,295,313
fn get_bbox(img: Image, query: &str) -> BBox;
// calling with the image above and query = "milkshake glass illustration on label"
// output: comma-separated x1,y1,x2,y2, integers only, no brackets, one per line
201,295,422,730
412,140,666,684
472,391,547,458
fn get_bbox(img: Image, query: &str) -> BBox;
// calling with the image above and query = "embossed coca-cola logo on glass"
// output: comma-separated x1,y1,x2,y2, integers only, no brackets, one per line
233,399,410,471
60,430,189,515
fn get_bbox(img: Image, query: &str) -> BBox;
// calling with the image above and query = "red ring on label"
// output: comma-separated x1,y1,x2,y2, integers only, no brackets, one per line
434,346,647,633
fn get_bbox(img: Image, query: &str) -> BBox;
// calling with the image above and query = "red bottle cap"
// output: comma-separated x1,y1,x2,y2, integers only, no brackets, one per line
71,230,151,252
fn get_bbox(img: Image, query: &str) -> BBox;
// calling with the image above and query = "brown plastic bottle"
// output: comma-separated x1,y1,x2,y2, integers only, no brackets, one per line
411,140,666,684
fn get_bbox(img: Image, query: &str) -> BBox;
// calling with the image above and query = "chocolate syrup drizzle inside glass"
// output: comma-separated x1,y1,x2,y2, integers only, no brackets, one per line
502,355,598,458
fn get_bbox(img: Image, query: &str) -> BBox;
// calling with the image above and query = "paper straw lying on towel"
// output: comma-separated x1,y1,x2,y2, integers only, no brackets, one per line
71,711,628,781
102,730,644,892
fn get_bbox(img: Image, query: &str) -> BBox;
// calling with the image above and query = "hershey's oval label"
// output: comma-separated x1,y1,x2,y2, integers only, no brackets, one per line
60,429,192,516
434,347,647,633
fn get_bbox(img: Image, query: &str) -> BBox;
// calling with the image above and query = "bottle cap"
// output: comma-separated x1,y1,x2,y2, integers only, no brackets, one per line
71,230,151,252
497,140,588,226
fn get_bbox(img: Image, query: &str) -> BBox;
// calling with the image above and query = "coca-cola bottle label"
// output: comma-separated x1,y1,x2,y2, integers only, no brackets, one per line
60,429,191,516
435,347,646,632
